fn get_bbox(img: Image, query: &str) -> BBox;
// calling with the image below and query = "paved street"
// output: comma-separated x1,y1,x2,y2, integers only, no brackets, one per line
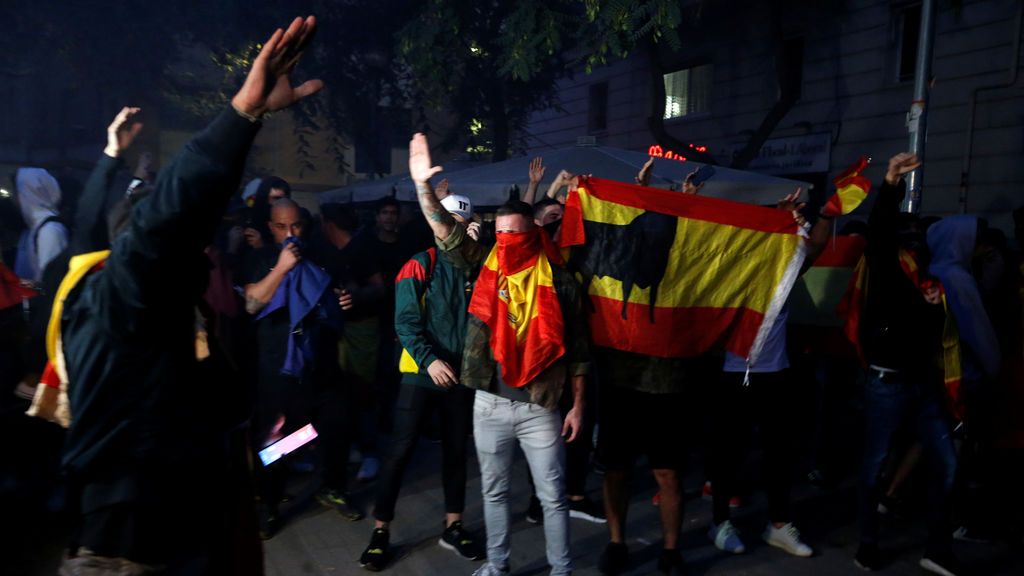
264,439,1022,576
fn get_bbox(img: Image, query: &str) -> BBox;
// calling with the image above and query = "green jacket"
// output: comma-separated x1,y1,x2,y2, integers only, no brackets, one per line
394,247,476,388
437,224,591,411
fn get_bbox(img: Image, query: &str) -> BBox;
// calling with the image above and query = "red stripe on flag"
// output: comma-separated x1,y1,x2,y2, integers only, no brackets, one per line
575,177,799,237
587,296,766,359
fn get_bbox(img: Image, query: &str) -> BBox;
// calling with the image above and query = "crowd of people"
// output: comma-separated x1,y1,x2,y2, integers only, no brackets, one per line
1,14,1023,576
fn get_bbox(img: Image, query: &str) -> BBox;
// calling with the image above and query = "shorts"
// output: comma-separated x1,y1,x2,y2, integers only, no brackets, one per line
597,381,686,471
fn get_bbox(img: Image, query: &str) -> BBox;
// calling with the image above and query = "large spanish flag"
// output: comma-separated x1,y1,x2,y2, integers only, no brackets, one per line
561,177,806,363
468,228,566,388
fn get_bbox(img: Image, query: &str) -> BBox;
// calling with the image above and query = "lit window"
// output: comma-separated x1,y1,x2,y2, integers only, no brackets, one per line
663,64,713,119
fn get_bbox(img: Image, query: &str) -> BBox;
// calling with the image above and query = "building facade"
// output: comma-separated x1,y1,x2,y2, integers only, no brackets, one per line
523,0,1024,234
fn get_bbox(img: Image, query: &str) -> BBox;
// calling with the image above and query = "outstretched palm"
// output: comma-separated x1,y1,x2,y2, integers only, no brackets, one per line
409,133,443,184
232,16,324,118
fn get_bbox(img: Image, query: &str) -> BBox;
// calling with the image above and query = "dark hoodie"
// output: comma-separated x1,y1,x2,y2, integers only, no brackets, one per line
861,178,944,373
927,215,1001,381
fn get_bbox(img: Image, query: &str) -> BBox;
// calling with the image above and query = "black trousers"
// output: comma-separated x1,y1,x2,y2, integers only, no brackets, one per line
372,383,475,523
708,370,797,525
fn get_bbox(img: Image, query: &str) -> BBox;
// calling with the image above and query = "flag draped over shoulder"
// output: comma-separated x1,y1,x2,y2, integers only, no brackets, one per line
560,176,806,363
822,156,872,217
468,228,565,388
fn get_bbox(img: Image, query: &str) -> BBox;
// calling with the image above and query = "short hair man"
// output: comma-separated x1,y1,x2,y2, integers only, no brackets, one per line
409,133,588,576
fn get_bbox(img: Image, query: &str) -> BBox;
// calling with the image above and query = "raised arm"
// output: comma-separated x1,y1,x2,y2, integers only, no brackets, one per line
71,107,141,255
523,157,545,205
104,16,323,308
546,170,574,202
410,133,454,240
635,156,655,187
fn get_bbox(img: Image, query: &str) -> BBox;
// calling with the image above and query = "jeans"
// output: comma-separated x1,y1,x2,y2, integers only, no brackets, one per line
373,383,475,522
474,391,572,575
859,371,958,552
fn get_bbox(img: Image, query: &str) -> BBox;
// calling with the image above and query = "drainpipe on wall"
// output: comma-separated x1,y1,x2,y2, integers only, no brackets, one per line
902,0,937,214
959,2,1023,214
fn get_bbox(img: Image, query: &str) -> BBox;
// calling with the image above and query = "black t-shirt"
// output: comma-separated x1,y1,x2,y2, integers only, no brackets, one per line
324,235,383,322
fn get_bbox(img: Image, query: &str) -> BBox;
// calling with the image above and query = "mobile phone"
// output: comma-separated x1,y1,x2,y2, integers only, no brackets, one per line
258,423,318,466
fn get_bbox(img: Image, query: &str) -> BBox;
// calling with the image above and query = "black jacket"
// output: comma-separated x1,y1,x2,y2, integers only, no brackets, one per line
861,179,944,373
60,108,260,514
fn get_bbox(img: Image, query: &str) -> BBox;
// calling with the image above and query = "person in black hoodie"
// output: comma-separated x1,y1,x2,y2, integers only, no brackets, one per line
56,16,322,574
854,153,963,576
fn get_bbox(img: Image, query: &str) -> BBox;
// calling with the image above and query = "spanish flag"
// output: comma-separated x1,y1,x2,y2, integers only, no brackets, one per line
468,228,566,388
561,177,805,363
822,157,872,217
788,235,866,358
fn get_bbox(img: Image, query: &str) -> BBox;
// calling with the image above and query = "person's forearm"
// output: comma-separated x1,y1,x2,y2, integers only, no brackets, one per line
546,180,564,200
415,180,457,240
523,182,540,205
571,375,585,411
72,154,124,254
244,268,287,314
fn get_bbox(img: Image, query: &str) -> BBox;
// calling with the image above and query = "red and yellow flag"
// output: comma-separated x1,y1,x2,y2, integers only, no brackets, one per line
560,177,805,362
0,262,36,310
822,156,872,217
468,229,566,388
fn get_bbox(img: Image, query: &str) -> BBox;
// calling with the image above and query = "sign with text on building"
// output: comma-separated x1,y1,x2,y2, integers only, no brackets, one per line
723,132,832,175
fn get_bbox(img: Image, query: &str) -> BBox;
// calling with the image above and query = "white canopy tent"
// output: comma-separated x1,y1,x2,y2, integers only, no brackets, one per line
320,145,809,207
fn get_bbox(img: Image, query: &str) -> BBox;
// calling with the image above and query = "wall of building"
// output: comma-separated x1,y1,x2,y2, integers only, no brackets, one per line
523,0,1024,234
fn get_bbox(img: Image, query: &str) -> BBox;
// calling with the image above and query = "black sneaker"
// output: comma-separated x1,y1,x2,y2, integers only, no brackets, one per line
316,488,365,521
854,543,880,571
657,548,687,575
359,528,389,571
440,521,485,560
569,496,607,524
599,542,628,575
526,495,543,524
920,549,966,576
258,503,281,540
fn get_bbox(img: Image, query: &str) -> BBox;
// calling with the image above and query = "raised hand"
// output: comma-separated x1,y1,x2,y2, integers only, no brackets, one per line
885,152,921,185
529,157,546,184
409,133,443,184
776,187,806,213
635,156,655,186
104,107,143,158
231,16,323,118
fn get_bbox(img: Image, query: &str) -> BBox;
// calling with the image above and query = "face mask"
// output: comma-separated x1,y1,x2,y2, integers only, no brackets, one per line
542,220,562,239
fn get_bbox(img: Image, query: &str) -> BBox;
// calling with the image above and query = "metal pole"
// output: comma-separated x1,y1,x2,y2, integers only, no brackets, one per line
902,0,937,214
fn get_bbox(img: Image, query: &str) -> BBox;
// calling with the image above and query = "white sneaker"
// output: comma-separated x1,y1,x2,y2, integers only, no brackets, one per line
357,456,380,481
763,523,813,557
709,520,746,554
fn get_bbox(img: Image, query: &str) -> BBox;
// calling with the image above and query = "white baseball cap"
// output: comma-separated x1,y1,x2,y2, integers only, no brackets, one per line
441,194,474,220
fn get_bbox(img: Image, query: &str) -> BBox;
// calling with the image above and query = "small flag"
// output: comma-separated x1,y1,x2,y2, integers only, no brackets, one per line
822,157,872,217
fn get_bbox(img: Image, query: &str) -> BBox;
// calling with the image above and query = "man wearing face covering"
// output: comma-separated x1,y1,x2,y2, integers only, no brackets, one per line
409,133,588,576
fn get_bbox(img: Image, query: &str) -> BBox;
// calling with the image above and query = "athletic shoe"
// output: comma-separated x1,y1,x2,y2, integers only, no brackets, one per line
359,528,389,571
763,523,813,557
526,495,543,524
439,521,485,561
357,456,380,482
598,542,628,575
708,520,746,554
258,503,281,540
316,488,365,521
472,562,510,576
702,481,742,508
657,548,687,575
854,543,880,571
569,496,607,523
920,549,966,576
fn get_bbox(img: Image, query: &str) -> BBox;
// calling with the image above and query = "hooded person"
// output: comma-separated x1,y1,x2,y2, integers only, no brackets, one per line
13,168,68,283
927,215,1001,383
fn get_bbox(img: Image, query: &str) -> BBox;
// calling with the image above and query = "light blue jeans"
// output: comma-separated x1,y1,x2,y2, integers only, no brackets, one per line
473,391,571,575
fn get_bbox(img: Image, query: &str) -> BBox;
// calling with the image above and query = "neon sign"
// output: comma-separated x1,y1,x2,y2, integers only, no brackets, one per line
648,143,708,162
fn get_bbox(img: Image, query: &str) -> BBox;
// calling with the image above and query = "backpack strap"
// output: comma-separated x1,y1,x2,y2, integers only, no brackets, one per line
33,215,64,253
